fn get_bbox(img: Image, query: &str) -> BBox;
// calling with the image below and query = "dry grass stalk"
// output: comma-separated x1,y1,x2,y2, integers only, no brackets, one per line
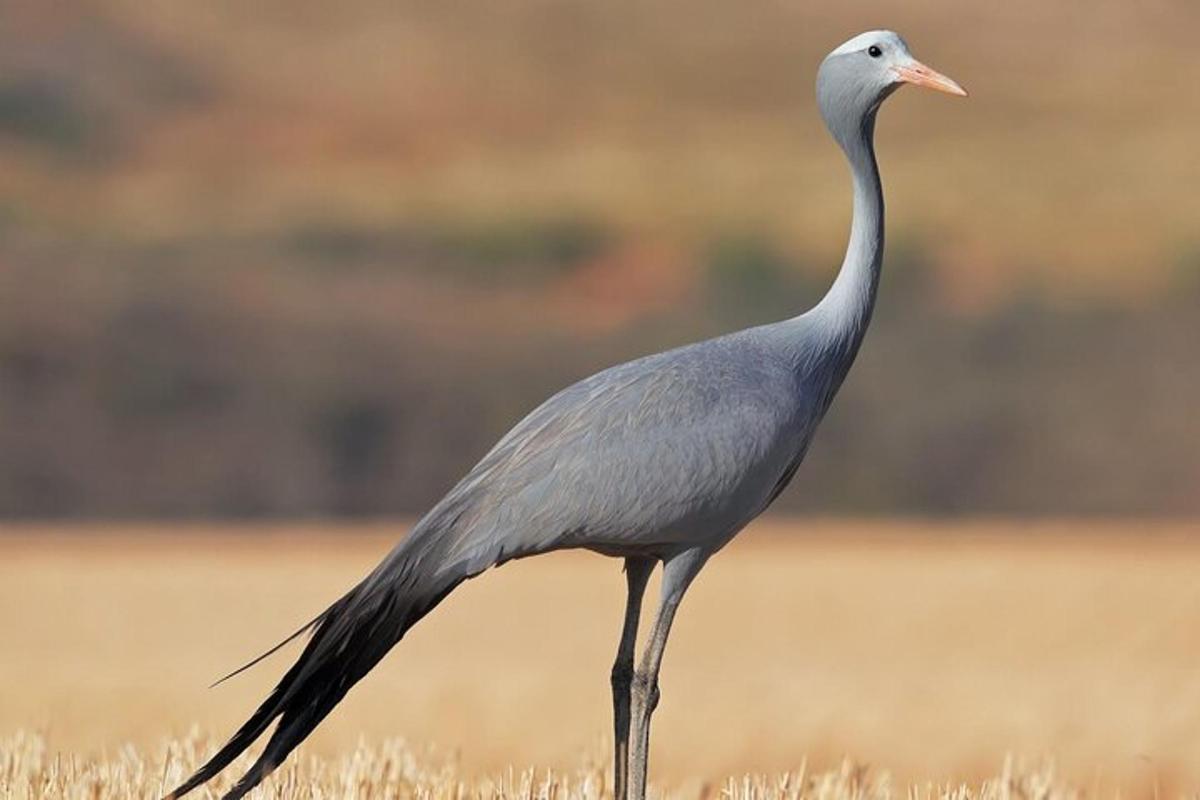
0,732,1119,800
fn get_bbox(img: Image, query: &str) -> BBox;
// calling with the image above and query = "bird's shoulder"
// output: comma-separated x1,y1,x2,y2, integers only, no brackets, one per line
512,329,797,446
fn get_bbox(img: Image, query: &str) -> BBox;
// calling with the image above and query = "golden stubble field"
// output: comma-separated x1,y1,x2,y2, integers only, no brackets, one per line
3,518,1200,798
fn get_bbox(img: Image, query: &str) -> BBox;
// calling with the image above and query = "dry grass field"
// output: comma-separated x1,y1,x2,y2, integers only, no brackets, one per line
3,519,1200,798
0,732,1078,800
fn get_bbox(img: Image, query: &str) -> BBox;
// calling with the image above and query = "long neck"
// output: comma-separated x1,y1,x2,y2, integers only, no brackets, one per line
808,112,884,352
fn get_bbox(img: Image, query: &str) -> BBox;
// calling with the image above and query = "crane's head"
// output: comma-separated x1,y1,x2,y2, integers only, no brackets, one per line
817,31,965,146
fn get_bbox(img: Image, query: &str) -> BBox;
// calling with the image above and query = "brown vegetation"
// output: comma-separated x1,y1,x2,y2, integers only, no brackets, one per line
4,2,1199,284
2,3,1200,518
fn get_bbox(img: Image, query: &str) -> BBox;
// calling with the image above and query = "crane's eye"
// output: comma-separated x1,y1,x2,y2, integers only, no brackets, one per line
867,45,883,58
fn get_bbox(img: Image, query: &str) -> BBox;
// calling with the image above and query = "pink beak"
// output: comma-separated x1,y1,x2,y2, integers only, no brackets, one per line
893,60,968,97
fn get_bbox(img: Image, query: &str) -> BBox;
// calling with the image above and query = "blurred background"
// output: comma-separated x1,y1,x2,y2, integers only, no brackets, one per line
2,0,1198,520
3,2,1200,796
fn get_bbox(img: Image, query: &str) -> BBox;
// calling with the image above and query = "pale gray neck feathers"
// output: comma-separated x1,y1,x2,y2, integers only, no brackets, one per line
806,108,884,352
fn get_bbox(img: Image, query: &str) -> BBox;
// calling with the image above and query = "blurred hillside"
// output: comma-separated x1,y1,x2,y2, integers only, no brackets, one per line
1,1,1198,518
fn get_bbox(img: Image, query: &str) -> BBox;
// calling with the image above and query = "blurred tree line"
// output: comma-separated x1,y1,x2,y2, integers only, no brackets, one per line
2,221,1198,519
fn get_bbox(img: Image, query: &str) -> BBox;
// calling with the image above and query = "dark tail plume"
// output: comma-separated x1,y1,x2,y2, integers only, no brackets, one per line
165,540,469,800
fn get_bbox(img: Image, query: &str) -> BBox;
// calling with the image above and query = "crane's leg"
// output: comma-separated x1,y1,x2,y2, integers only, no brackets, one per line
627,548,708,800
611,557,655,800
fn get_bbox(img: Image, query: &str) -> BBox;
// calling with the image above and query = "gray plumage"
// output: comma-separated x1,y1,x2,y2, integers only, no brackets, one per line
166,30,964,800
